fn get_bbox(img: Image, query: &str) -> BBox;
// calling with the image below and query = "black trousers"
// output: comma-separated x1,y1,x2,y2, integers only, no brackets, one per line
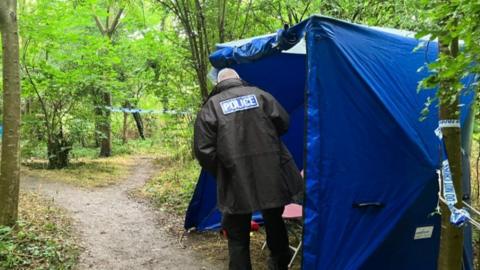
222,206,290,270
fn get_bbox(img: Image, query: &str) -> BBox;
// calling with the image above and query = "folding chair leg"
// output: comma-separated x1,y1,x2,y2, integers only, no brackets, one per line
288,240,302,268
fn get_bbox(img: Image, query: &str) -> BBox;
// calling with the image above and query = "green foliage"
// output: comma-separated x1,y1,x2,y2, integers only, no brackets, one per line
415,2,479,268
318,0,420,30
0,194,79,270
143,156,199,213
16,0,200,165
0,223,75,269
156,115,195,162
416,0,479,107
11,0,429,166
129,114,197,212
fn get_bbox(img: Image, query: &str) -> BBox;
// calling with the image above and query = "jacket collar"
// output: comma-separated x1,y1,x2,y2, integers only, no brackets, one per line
205,78,246,103
215,78,245,92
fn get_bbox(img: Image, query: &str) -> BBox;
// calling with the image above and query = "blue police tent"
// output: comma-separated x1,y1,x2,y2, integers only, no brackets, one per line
184,16,476,269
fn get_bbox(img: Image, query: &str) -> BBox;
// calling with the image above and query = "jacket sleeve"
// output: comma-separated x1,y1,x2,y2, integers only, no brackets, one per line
193,104,218,175
263,92,290,136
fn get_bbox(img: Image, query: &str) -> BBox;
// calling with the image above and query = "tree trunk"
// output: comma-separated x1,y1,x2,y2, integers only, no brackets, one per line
0,0,22,227
80,136,87,148
132,111,145,140
47,132,72,169
92,89,112,156
122,111,128,144
124,101,145,140
25,98,31,115
93,8,123,157
160,1,210,100
99,91,112,157
437,38,464,270
94,104,102,148
218,0,226,43
196,67,209,100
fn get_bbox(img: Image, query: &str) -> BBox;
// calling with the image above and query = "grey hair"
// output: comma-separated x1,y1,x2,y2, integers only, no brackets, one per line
217,68,240,82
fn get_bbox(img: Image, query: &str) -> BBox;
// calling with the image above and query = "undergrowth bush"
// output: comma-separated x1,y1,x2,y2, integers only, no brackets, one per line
157,114,195,163
142,153,200,213
139,114,199,213
0,193,79,270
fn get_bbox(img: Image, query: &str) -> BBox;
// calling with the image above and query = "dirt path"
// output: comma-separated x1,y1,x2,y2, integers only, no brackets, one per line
22,157,220,270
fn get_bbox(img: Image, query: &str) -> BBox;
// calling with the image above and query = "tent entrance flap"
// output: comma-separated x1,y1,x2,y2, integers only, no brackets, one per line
185,53,307,231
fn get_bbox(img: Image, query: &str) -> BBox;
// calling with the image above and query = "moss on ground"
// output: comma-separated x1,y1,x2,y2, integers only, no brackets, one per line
0,192,80,270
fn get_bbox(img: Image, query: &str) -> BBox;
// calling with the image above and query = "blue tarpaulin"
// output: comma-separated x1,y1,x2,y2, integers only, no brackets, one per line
184,16,475,269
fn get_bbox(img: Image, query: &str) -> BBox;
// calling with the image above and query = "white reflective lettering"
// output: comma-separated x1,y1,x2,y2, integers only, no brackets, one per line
220,95,259,115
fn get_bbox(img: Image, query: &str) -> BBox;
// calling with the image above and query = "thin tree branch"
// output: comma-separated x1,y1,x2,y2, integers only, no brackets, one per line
106,6,110,31
108,7,125,36
218,0,227,43
230,0,242,38
239,0,253,39
22,64,50,132
299,0,312,22
94,15,106,35
21,40,49,128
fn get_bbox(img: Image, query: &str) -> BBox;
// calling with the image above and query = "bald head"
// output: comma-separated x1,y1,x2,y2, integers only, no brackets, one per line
217,68,240,83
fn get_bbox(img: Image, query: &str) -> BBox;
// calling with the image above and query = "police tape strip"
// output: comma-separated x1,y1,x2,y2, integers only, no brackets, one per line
439,119,461,128
439,197,480,230
435,120,461,139
100,106,193,115
436,119,470,227
441,159,458,206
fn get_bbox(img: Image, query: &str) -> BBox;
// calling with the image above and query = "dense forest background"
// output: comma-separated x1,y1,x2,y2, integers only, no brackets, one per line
1,0,480,269
0,0,424,170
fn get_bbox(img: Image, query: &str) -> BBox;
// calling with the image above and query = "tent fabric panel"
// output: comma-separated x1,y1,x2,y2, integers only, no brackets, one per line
212,16,420,66
210,19,308,69
184,171,263,231
308,17,441,167
303,18,441,269
184,170,217,230
359,177,441,269
230,53,306,167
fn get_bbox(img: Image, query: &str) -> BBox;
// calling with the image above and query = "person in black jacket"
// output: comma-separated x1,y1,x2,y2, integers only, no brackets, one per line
194,68,303,270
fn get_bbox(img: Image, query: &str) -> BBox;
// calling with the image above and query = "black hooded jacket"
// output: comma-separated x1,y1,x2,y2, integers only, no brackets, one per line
194,78,303,214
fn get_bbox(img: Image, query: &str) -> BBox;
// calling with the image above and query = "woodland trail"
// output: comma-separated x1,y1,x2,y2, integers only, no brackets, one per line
21,157,219,270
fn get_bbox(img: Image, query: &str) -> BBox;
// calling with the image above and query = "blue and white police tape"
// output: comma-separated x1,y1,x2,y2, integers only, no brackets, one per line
439,196,477,228
435,119,461,139
100,106,193,115
450,207,471,227
441,159,457,206
437,119,470,227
